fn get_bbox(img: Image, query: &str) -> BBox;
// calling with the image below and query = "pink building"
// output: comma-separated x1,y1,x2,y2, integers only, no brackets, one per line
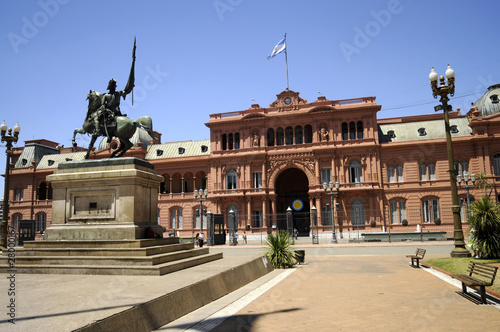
4,85,500,240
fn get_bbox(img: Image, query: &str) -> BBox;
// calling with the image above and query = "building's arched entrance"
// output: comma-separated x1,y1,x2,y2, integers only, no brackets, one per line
275,168,310,236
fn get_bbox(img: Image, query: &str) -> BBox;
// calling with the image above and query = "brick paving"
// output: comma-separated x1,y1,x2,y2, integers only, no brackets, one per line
211,255,500,332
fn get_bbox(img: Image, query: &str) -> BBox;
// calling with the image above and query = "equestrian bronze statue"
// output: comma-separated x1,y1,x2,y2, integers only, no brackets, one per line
72,38,155,159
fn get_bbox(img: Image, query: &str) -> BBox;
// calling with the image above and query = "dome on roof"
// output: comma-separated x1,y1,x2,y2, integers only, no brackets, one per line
473,83,500,117
97,127,152,150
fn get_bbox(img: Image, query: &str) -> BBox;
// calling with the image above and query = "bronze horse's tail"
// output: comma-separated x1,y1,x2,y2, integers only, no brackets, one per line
135,116,155,140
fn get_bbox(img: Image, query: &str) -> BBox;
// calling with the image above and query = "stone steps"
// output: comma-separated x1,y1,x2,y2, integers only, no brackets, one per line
1,247,211,266
23,238,178,249
3,252,223,276
15,242,193,257
0,238,223,276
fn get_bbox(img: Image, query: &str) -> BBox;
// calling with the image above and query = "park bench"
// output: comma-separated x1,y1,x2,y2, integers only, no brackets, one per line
451,261,498,304
406,248,426,268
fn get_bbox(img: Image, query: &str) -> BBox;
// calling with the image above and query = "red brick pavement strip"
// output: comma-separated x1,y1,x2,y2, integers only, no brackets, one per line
211,256,500,332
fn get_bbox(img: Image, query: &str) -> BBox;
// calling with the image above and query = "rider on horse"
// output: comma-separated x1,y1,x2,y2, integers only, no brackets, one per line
90,77,133,142
88,38,135,142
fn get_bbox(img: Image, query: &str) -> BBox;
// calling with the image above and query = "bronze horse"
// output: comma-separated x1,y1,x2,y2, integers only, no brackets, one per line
72,90,154,159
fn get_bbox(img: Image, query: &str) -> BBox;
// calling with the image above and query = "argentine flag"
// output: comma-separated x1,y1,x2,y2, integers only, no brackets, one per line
267,37,286,60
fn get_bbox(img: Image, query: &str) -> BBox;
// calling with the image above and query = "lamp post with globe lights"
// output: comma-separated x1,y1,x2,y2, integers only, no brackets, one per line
323,181,340,244
457,173,476,220
1,121,20,250
194,188,208,237
429,65,470,257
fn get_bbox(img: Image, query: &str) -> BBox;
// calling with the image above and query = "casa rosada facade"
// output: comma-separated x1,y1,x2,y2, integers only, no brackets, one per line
4,86,500,240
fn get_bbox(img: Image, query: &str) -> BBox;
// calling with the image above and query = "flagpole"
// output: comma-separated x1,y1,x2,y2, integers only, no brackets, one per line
284,33,289,90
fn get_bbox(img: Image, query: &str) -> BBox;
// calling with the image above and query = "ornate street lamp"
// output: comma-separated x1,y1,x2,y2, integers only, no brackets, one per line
457,173,475,220
193,188,208,240
429,65,470,257
1,121,20,250
323,180,340,243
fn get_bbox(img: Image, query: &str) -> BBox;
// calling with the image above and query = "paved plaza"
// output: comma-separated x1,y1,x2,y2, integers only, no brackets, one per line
2,240,500,331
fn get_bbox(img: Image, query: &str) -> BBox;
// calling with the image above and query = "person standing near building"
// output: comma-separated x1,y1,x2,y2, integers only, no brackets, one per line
199,232,204,247
243,231,247,244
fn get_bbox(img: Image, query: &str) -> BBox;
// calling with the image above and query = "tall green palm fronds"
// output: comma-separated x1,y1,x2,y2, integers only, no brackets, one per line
469,196,500,258
264,230,298,268
474,172,492,197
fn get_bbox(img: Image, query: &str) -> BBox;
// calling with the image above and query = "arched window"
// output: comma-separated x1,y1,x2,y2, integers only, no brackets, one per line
12,214,22,235
285,126,293,145
304,125,313,143
267,128,275,146
494,153,500,176
349,122,356,140
171,208,183,229
194,206,207,230
454,160,469,177
38,182,47,200
226,169,237,190
396,164,404,182
295,126,303,144
390,200,406,224
228,133,234,150
342,122,348,141
276,127,284,146
234,133,240,150
349,160,363,185
221,134,227,151
387,165,395,183
36,212,47,232
357,121,363,139
15,188,23,201
351,199,365,226
422,198,440,223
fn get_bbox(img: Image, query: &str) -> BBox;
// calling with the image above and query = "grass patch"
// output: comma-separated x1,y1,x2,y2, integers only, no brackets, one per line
424,257,500,293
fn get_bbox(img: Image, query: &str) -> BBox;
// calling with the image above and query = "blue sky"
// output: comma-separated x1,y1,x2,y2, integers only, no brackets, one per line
1,0,499,192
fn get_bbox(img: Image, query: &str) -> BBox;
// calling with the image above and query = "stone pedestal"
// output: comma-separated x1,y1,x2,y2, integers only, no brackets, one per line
45,158,164,240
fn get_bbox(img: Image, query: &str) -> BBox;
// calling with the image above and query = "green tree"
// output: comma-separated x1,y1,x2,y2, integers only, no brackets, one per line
468,196,500,258
264,230,298,268
474,172,492,197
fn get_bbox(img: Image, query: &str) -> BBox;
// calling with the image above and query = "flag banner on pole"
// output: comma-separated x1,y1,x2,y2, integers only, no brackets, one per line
267,37,286,60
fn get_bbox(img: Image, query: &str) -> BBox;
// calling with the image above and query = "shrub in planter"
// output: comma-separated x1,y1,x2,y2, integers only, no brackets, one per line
370,220,377,228
264,230,298,268
402,219,408,226
434,218,441,225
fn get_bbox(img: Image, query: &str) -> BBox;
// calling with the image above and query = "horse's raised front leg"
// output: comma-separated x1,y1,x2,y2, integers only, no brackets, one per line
72,128,85,148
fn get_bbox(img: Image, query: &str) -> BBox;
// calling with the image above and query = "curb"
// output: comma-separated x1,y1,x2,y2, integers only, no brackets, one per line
74,256,273,332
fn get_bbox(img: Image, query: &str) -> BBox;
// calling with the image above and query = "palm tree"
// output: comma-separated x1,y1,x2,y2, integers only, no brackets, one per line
474,172,492,197
468,196,500,258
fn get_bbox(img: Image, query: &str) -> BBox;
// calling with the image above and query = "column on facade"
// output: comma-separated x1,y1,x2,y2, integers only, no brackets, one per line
316,195,323,226
193,176,196,191
379,195,385,228
169,177,173,194
309,196,315,230
246,197,251,229
262,162,267,188
181,176,184,193
315,157,320,185
271,198,276,228
262,198,268,229
331,155,336,182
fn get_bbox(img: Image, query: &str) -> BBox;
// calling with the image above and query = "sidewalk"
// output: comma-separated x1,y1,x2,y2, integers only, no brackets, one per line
163,246,500,332
2,242,497,331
